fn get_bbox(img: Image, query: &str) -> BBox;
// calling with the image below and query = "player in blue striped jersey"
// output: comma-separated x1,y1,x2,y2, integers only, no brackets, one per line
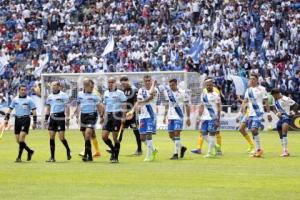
163,78,191,160
271,89,298,157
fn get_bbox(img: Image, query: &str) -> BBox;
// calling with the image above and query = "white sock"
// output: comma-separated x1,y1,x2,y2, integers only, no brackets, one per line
174,137,181,155
208,135,216,154
282,136,288,151
253,135,261,151
146,139,153,158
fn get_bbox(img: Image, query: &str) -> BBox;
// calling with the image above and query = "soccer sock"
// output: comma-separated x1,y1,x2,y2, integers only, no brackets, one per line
23,142,32,152
133,129,142,151
18,142,25,159
197,135,204,149
244,134,254,147
174,137,181,155
114,142,120,159
208,135,216,154
118,129,124,142
61,139,70,152
91,138,100,153
282,132,288,151
104,138,114,151
50,139,55,159
253,134,261,151
216,133,222,147
85,140,92,158
146,139,154,158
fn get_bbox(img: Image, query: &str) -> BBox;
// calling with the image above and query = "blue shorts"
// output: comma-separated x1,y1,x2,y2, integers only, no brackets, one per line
168,119,183,132
139,118,156,134
276,118,290,131
201,120,217,134
248,116,263,130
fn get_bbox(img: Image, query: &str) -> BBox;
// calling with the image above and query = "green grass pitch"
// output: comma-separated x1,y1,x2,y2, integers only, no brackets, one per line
0,130,300,200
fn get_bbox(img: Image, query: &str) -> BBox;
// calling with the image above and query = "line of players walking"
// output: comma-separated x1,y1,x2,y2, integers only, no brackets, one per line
3,74,298,163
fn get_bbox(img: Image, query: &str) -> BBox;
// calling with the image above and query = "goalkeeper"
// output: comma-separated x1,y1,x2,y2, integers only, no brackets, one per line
118,76,142,155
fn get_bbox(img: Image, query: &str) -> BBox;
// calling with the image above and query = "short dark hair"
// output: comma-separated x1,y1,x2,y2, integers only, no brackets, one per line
169,78,177,84
271,88,280,95
250,73,259,79
19,85,27,90
143,75,151,79
120,76,129,82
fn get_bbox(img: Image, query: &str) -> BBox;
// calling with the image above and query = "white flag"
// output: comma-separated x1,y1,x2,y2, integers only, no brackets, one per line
0,56,9,76
230,75,249,95
101,35,114,57
33,54,49,78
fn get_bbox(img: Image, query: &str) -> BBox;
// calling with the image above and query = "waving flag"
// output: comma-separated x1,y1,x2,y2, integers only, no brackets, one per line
230,75,248,95
186,37,204,63
0,56,9,76
33,54,49,77
101,35,115,57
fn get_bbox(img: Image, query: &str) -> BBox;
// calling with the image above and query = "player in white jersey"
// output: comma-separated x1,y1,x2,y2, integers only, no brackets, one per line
163,78,191,160
197,78,221,158
271,89,298,157
128,75,158,162
243,74,272,157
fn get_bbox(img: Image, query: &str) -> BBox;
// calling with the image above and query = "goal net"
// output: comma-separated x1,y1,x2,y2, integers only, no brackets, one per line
40,71,204,130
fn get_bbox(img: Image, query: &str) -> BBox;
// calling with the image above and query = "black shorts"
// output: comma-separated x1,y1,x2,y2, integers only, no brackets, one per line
48,112,65,132
124,115,139,129
102,112,122,132
80,112,97,132
15,116,31,135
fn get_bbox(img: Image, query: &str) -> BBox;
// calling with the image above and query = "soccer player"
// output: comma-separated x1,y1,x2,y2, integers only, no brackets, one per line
102,77,127,163
197,78,221,158
119,76,142,155
163,78,190,160
75,78,104,162
192,84,222,155
243,74,272,157
271,89,298,157
235,80,255,154
44,81,71,162
128,75,159,162
4,85,36,162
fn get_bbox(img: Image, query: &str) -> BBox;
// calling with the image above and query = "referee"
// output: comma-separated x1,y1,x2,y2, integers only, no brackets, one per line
102,77,127,163
119,76,142,155
76,78,103,162
4,85,37,162
44,81,71,162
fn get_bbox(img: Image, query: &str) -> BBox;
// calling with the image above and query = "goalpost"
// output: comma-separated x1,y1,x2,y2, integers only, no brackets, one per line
40,71,204,130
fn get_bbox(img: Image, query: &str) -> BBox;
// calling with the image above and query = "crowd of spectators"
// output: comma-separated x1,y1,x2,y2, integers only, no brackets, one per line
0,0,300,107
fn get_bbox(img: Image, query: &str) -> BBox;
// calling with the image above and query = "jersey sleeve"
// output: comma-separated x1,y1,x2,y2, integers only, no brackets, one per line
284,96,296,106
95,95,101,105
45,96,50,106
184,91,190,103
64,94,70,105
9,99,16,109
262,87,268,99
119,90,127,102
137,88,143,100
244,89,249,99
29,98,37,110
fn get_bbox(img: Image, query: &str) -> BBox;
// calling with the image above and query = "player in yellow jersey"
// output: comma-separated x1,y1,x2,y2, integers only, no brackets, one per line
191,84,222,155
